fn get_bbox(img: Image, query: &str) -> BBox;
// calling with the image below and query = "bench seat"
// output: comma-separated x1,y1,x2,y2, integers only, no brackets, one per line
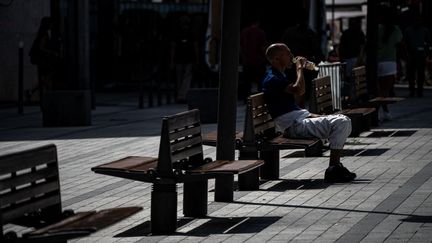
92,109,263,234
92,156,263,183
351,66,404,126
0,144,142,242
311,75,376,136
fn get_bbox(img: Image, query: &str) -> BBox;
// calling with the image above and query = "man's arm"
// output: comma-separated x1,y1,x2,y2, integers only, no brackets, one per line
284,59,306,95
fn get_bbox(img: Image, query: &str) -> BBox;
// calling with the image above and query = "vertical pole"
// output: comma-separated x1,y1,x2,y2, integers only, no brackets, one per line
77,0,90,91
215,0,241,202
18,41,24,114
331,0,335,43
366,0,378,97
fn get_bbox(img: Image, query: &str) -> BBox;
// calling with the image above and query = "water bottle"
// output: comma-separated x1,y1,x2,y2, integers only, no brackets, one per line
293,57,319,71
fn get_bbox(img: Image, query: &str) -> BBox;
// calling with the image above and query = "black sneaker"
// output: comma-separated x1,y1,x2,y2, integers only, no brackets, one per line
324,163,356,183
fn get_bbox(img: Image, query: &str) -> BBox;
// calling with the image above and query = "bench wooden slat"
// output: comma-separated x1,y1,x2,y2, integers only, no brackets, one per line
0,145,57,175
188,159,264,174
268,136,320,146
352,66,405,106
170,135,202,152
1,144,142,241
166,110,200,131
253,112,273,125
252,105,270,117
3,194,61,224
0,166,58,191
92,156,158,171
202,131,244,147
2,180,60,206
254,121,275,135
315,93,332,104
344,107,376,115
317,100,334,113
169,126,201,141
171,144,202,163
311,75,377,136
28,207,142,236
250,93,321,148
369,97,405,104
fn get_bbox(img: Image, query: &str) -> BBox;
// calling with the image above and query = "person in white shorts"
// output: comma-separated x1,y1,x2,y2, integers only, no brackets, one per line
377,6,403,120
262,43,355,182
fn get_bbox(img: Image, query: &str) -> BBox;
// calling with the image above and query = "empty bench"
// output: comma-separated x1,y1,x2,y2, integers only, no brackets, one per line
310,75,376,137
0,144,142,242
203,93,323,180
91,109,263,234
351,66,405,124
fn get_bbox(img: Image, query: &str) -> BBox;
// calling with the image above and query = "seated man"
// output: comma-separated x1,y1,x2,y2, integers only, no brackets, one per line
262,43,356,182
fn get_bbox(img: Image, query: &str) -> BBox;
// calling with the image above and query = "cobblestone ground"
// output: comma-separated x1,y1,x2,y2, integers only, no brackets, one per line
1,88,431,243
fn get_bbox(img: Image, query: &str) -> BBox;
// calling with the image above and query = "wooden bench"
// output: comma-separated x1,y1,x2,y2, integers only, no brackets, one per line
310,75,376,137
351,66,405,124
91,109,263,234
0,144,142,242
203,93,323,180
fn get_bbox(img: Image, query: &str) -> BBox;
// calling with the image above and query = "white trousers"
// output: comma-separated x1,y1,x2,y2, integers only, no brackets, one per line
284,114,352,150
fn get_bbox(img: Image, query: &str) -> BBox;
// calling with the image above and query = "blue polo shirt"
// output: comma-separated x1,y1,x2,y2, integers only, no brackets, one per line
262,67,301,119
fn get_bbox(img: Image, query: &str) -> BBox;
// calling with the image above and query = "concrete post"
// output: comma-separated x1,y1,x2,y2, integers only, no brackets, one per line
215,0,241,202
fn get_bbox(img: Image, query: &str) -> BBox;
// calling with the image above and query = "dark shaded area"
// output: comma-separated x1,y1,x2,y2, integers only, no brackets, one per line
367,131,395,137
357,148,389,156
265,179,329,191
367,130,417,137
392,130,417,137
115,218,193,237
241,0,304,42
401,215,432,223
115,216,281,237
282,150,307,158
342,149,367,156
282,148,389,158
233,201,428,219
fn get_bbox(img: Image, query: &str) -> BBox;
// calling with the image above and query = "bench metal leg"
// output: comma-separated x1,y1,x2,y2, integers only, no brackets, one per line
183,180,208,217
239,148,258,160
362,114,372,132
305,140,323,157
215,174,234,202
260,150,280,180
151,183,177,234
349,115,362,137
238,167,260,190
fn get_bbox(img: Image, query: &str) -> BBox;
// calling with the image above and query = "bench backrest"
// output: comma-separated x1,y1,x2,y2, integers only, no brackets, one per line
310,75,334,114
243,93,277,144
0,144,62,235
157,109,204,176
352,66,368,102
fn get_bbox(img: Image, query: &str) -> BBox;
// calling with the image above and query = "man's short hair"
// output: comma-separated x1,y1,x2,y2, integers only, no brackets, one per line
265,43,289,62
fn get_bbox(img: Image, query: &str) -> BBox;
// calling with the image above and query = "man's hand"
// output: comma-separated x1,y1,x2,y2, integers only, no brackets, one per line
294,56,307,70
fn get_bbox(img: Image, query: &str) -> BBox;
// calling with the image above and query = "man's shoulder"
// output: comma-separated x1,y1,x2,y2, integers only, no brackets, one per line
263,68,282,81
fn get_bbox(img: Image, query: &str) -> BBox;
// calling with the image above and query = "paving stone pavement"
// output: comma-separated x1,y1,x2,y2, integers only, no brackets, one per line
1,88,432,243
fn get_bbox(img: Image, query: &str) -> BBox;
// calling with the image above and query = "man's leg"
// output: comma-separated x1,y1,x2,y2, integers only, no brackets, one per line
329,149,341,166
289,114,356,182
